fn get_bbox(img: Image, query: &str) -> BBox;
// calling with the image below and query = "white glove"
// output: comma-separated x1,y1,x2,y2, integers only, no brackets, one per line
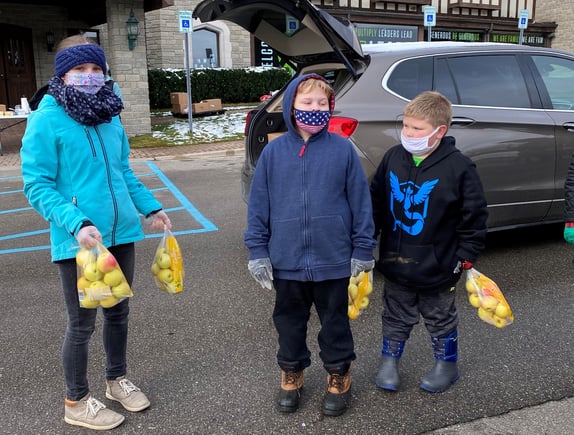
248,258,274,290
351,258,375,277
76,225,102,249
146,210,171,231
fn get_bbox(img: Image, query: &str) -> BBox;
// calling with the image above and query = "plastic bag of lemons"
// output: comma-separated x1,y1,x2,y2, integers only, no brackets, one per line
76,242,133,309
348,270,373,319
465,268,514,328
151,227,184,294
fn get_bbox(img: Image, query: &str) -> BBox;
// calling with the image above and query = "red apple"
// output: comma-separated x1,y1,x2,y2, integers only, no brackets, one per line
96,252,118,273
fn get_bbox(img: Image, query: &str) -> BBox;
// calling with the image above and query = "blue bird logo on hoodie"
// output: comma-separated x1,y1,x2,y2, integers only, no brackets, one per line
389,171,439,235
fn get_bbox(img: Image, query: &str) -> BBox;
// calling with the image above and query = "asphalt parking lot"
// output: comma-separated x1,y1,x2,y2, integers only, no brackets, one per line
1,153,573,434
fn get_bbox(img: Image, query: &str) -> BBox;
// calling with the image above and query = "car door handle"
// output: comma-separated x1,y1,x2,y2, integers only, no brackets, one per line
450,117,476,127
562,122,574,133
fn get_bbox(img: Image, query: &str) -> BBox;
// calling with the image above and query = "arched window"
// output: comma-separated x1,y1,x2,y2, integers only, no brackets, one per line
193,28,218,68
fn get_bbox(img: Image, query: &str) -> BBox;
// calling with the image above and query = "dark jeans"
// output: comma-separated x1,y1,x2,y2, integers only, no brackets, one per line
382,279,458,342
273,277,355,375
57,243,135,401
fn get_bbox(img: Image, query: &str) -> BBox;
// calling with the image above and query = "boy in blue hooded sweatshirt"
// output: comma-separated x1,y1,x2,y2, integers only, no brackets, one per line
244,74,376,416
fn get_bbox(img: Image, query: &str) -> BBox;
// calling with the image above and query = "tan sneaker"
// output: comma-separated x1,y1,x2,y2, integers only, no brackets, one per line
277,370,304,413
322,370,352,417
106,377,150,412
64,395,125,430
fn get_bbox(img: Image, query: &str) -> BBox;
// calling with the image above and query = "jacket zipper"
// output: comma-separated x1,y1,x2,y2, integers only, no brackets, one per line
84,126,97,157
94,126,119,246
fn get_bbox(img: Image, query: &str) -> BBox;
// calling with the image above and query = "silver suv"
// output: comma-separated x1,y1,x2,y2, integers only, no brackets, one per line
194,0,574,231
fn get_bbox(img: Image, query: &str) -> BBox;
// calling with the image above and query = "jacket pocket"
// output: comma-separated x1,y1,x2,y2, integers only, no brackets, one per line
309,215,351,266
269,217,305,270
386,243,444,285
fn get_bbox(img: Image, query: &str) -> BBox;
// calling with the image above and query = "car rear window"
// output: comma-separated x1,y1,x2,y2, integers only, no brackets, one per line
440,55,531,108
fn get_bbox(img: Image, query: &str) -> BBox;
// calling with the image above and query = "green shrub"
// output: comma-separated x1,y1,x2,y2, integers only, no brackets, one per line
148,67,292,109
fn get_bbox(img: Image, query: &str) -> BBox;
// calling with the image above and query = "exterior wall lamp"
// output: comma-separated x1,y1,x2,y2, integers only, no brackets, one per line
126,8,140,50
46,31,55,52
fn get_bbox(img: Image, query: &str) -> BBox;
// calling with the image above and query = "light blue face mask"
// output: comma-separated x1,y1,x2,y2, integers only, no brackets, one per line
66,72,106,94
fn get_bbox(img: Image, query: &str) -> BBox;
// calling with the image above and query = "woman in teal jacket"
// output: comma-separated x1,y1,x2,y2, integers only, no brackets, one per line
20,36,171,431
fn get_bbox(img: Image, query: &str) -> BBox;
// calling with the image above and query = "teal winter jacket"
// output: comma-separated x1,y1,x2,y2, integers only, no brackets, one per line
21,95,161,262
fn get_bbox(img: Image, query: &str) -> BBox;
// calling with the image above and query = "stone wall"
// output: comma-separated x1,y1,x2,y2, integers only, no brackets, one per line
145,0,251,69
536,0,573,52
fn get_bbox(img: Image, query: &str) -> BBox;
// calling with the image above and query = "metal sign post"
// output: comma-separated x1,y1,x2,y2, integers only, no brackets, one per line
178,10,193,134
518,9,529,45
423,6,436,42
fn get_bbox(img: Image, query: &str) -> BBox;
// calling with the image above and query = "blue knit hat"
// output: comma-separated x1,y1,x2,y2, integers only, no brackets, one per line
54,44,107,77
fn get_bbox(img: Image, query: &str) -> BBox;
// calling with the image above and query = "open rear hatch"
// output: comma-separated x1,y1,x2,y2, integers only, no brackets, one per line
193,0,364,73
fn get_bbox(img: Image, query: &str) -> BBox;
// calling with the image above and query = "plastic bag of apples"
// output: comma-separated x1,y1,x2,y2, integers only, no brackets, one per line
347,270,373,320
151,227,184,294
76,242,133,309
465,268,514,328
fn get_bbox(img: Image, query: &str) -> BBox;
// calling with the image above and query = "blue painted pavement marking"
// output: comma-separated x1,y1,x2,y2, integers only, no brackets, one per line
0,161,217,255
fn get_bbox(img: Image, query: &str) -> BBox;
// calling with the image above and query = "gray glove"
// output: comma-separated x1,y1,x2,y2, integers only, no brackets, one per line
248,258,274,290
351,258,375,277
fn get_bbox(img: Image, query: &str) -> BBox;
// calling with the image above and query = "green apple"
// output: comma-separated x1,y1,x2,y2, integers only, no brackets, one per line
77,276,91,290
164,282,178,294
99,295,119,309
103,268,124,287
83,263,104,282
465,279,478,293
80,291,100,309
348,283,358,300
157,252,171,269
492,314,508,328
359,296,369,309
86,280,109,300
157,268,173,283
112,282,132,298
76,249,96,268
477,307,494,323
151,263,160,276
495,303,510,319
468,293,481,308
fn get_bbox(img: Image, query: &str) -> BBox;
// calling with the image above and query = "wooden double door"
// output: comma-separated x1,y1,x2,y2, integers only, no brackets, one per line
0,24,36,109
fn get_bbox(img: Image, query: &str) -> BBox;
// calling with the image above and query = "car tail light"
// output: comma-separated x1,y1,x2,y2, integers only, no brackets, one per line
244,110,256,136
328,116,359,139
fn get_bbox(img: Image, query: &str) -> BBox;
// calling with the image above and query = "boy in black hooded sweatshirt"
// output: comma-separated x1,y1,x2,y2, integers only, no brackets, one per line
370,91,488,394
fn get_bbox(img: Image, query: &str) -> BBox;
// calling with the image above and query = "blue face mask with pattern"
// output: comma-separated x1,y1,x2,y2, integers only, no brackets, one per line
294,109,331,135
66,72,106,94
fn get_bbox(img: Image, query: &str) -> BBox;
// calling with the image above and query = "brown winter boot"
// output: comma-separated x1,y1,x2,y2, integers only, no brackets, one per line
277,370,304,413
322,370,352,416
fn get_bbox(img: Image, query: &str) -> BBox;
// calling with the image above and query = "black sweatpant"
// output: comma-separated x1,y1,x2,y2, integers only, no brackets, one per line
273,277,355,375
